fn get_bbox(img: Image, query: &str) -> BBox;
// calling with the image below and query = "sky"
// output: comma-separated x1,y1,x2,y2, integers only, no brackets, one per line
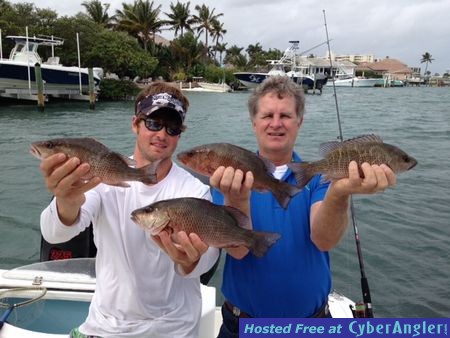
9,0,450,74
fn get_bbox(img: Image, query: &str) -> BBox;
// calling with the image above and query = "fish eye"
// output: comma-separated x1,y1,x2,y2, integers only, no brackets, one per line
44,141,54,149
403,155,410,162
144,206,154,213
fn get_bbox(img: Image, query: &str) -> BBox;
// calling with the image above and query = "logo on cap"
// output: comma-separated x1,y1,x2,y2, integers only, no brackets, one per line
137,92,186,121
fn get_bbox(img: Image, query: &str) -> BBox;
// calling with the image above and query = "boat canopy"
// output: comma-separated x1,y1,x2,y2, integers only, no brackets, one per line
6,35,64,47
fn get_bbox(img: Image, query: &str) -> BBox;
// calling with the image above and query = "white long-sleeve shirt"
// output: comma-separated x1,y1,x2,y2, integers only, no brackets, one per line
41,163,220,338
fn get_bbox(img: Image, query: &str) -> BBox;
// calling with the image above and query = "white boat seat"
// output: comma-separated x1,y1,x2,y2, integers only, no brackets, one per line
45,56,60,65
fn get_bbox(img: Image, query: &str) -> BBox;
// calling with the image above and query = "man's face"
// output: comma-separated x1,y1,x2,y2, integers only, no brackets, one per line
252,92,302,160
132,109,182,164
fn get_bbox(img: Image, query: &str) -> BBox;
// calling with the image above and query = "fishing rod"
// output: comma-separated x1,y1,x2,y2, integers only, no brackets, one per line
322,9,374,318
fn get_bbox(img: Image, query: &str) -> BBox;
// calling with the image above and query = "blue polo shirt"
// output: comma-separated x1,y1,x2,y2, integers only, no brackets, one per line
212,152,331,317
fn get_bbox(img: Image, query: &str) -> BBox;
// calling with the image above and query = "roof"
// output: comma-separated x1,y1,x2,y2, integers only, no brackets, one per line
357,58,412,74
154,34,170,47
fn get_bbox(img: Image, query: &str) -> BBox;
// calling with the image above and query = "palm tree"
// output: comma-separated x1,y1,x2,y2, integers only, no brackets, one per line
214,42,227,65
224,45,247,68
82,0,113,27
164,1,194,37
420,52,434,77
192,4,223,60
210,18,226,60
115,0,164,52
170,31,204,75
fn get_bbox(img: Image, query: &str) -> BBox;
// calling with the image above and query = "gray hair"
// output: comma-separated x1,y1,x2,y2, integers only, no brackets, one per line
248,76,305,120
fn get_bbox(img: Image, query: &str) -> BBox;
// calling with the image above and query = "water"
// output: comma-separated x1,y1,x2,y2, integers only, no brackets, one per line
0,87,449,318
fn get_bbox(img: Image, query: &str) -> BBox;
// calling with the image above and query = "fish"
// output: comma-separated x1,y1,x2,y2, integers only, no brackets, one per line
287,134,418,189
176,143,301,209
131,197,281,258
30,137,158,187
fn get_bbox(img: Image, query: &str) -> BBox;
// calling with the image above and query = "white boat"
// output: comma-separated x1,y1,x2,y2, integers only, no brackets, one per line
327,75,384,87
0,35,103,101
179,77,231,93
234,41,328,91
197,81,231,93
0,258,215,338
0,257,355,338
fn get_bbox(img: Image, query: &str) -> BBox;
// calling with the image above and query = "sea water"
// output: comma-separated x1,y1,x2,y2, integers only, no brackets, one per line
0,86,449,317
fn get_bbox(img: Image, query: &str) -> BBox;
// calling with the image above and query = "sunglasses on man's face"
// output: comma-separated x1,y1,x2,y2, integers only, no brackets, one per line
143,118,184,136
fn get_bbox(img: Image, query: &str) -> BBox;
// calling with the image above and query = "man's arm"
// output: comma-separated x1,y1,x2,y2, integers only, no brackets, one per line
310,161,396,251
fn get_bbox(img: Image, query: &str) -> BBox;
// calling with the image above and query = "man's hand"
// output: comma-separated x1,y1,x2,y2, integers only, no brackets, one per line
210,166,253,259
329,161,396,197
39,153,101,225
210,166,254,212
152,231,208,275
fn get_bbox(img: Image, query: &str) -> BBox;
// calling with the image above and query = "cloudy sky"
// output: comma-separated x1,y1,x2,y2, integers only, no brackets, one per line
9,0,450,73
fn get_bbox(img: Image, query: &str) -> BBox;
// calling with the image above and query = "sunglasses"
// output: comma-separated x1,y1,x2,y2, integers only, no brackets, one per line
143,118,185,136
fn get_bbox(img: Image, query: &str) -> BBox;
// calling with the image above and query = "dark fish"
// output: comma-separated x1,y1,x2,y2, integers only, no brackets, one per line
288,134,417,189
30,137,158,187
131,197,281,258
176,143,301,209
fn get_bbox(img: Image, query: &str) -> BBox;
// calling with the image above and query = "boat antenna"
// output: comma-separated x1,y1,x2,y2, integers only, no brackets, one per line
322,9,374,318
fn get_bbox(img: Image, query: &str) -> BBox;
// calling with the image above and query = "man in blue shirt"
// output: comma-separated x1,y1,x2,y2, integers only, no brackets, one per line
211,76,396,337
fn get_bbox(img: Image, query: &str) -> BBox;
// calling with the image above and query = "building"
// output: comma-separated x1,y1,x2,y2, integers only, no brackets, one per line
356,57,412,80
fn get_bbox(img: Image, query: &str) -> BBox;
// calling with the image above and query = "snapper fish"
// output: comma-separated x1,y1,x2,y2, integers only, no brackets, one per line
288,134,417,189
30,137,158,187
177,143,301,209
131,197,281,258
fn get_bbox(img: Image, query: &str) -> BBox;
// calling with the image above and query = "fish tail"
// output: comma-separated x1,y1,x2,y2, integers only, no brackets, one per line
271,181,301,209
139,161,159,184
287,162,315,190
249,231,281,258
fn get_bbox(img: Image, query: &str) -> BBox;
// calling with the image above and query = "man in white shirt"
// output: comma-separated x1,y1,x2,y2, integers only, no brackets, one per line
39,82,220,338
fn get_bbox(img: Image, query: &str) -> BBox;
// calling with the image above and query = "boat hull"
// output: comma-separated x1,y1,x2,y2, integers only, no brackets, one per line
0,61,101,94
233,72,268,88
327,77,384,87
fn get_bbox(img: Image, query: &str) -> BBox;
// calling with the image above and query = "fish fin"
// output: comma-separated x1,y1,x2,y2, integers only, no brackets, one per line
270,180,301,209
223,206,251,229
249,231,281,258
350,134,383,143
121,154,137,166
318,141,342,157
139,160,160,185
287,162,315,190
110,182,131,187
259,154,276,175
319,134,384,157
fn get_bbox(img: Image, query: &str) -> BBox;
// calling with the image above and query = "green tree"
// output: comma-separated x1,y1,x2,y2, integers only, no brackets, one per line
82,0,113,28
224,45,247,68
114,0,164,52
192,4,223,60
210,18,226,61
170,31,204,77
246,43,266,68
84,29,158,78
213,42,227,65
420,52,434,77
164,1,194,37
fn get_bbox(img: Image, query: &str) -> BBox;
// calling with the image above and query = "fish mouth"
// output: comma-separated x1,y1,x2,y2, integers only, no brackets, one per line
130,212,138,224
176,152,187,164
408,159,418,170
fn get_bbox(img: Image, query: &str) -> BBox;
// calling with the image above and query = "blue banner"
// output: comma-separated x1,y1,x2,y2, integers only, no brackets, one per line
239,318,449,337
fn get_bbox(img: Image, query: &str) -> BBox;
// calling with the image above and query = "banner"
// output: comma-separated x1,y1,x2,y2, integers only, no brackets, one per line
239,318,449,337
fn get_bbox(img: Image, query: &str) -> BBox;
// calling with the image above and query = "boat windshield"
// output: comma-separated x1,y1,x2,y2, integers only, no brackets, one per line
2,258,95,285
